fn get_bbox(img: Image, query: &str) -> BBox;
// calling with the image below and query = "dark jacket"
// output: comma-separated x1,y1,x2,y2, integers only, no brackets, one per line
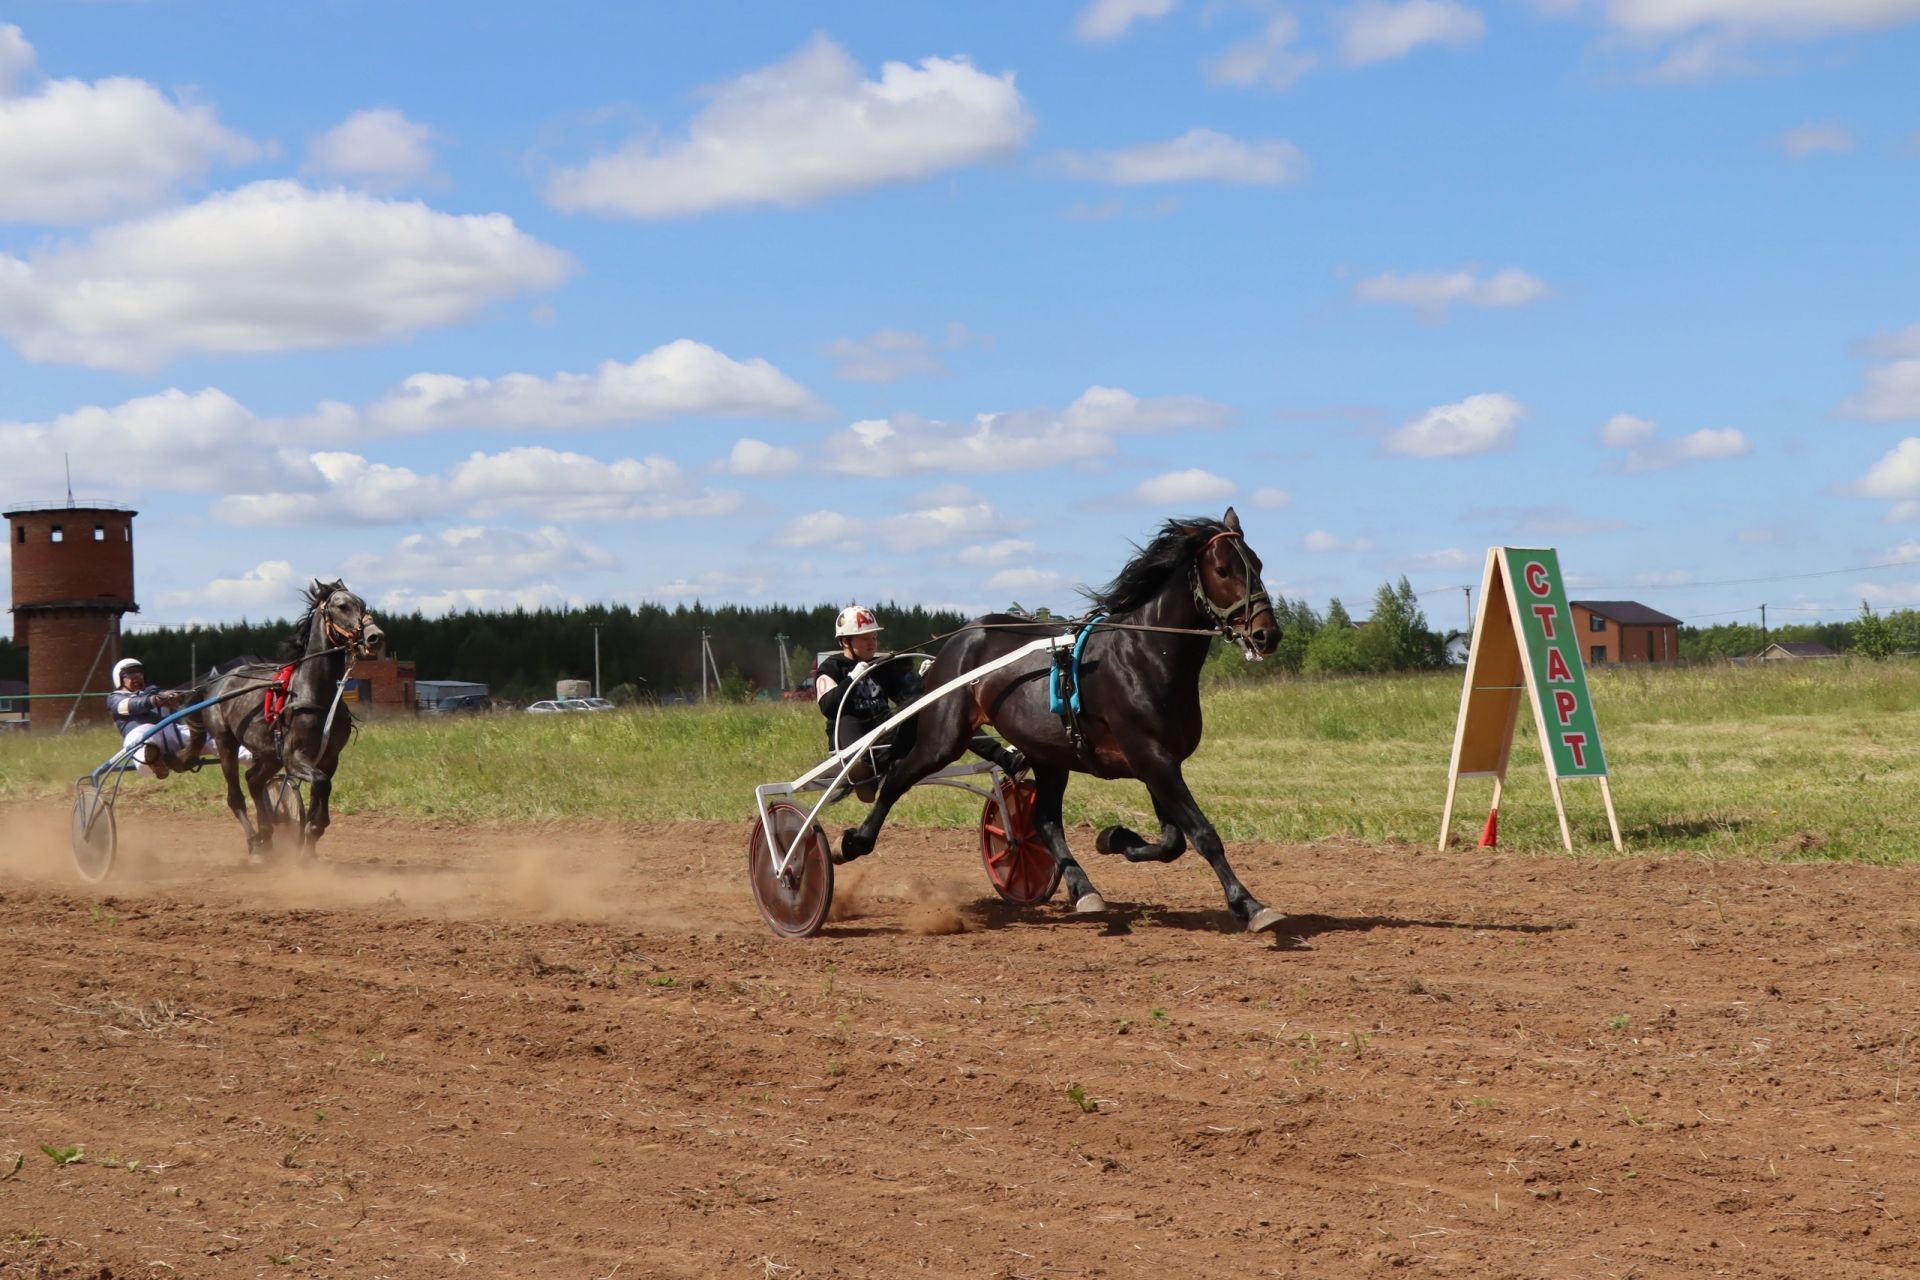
108,687,169,735
816,652,922,735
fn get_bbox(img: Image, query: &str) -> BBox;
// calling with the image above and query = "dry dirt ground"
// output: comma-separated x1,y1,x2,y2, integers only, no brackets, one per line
1,801,1917,1279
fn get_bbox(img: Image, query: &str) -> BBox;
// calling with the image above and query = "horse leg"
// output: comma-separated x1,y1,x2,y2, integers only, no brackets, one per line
837,696,971,864
220,748,262,857
1096,790,1190,864
303,774,332,856
245,758,278,859
1138,757,1282,933
1029,765,1106,914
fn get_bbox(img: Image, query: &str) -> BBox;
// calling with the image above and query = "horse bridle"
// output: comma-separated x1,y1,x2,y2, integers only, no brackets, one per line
322,598,378,658
1190,531,1273,651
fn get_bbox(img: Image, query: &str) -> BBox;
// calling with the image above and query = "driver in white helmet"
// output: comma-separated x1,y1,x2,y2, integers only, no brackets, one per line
816,605,1023,802
106,657,191,779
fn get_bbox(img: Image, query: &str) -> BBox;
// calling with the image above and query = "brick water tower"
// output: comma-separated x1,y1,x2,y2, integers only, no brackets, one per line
6,503,139,731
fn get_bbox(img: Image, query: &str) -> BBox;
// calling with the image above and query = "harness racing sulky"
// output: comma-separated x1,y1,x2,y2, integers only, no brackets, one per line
69,580,385,881
748,508,1286,938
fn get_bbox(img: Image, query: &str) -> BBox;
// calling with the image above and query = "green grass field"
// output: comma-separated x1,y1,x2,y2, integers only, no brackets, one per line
5,659,1916,861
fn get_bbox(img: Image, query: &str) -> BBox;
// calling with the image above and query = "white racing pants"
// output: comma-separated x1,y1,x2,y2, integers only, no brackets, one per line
121,723,251,776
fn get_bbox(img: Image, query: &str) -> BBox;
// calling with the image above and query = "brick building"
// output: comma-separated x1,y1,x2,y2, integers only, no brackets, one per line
6,503,139,731
345,656,418,717
1569,600,1683,665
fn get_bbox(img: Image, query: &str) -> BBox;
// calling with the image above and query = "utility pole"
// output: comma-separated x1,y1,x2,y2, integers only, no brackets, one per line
1760,603,1768,648
1462,585,1472,636
700,629,709,703
775,632,789,692
591,624,602,698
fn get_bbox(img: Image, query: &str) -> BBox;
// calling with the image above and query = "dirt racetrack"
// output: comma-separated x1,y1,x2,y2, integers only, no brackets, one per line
2,804,1916,1279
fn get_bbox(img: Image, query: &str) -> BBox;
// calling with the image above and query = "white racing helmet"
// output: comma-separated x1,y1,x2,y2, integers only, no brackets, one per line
111,657,145,687
834,605,882,639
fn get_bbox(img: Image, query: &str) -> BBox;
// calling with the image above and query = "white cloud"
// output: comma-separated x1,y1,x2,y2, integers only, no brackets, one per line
1856,437,1920,499
653,570,777,601
157,560,300,611
1599,412,1750,471
1303,530,1373,552
378,584,585,616
1407,547,1479,570
1076,0,1179,41
1337,1,1486,65
826,329,947,382
721,438,801,476
307,107,437,185
1135,468,1236,505
1207,16,1318,90
214,445,739,526
985,567,1065,593
0,25,263,223
344,526,615,588
0,181,571,370
1838,326,1920,420
545,35,1032,219
1250,486,1292,509
1384,392,1524,457
1544,1,1920,81
824,385,1231,476
1355,267,1549,320
957,539,1037,565
359,339,824,434
1055,128,1307,185
773,502,1001,553
1778,121,1854,156
0,387,321,494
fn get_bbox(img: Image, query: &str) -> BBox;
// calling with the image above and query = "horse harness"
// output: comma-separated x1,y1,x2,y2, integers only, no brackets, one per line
1190,530,1272,646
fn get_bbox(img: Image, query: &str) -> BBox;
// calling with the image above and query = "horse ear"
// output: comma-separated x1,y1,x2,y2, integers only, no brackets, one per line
1222,506,1241,532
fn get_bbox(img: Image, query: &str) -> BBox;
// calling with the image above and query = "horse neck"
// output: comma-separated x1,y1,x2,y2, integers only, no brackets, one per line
1112,562,1213,677
293,610,345,701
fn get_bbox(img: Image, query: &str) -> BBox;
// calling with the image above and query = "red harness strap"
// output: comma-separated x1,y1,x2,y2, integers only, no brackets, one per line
264,664,296,725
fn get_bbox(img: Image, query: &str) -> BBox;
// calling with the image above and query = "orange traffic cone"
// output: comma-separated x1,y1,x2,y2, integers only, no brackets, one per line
1477,808,1499,848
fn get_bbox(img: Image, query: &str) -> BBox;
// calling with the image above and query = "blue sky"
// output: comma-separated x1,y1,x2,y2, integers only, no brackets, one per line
3,0,1919,637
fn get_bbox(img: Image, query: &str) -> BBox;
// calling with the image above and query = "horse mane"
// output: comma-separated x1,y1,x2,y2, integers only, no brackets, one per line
277,578,347,662
1086,518,1225,615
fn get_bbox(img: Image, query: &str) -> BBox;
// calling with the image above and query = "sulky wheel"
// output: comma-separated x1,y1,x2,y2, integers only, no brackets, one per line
747,801,834,938
71,785,117,884
980,779,1061,906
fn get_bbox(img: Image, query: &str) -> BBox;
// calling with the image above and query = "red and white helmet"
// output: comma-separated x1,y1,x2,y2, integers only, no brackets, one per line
834,605,882,639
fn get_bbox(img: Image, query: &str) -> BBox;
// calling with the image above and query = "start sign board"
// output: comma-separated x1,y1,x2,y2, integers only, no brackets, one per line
1440,548,1622,853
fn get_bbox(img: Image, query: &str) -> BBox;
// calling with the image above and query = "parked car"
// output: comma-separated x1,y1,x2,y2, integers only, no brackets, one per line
526,700,573,714
426,693,492,714
575,696,616,711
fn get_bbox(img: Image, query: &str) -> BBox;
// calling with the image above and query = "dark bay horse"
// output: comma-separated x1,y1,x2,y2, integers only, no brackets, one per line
188,579,384,861
838,507,1286,932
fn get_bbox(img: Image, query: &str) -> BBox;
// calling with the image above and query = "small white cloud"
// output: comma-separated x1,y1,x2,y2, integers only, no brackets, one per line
379,584,585,616
958,539,1037,565
1076,0,1178,42
1407,547,1478,570
1207,15,1317,90
1337,0,1486,66
654,569,777,601
1250,486,1291,509
546,35,1032,219
774,510,866,550
1055,128,1307,185
1599,412,1750,472
1542,0,1920,82
1856,437,1920,500
985,567,1064,592
361,339,824,434
1355,267,1549,321
1303,529,1372,553
1838,326,1920,421
721,438,801,476
345,525,614,589
0,181,571,370
0,25,264,224
826,329,947,382
307,107,437,185
1384,392,1524,457
1778,121,1855,157
157,560,299,611
1135,468,1236,505
881,503,998,551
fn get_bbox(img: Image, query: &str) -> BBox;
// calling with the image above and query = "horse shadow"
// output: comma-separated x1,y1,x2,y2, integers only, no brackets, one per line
963,898,1571,947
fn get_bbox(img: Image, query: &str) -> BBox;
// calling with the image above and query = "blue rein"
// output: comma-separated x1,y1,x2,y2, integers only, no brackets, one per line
1048,615,1104,715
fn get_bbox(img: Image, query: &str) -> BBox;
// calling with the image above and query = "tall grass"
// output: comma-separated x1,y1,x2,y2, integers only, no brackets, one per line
4,660,1916,861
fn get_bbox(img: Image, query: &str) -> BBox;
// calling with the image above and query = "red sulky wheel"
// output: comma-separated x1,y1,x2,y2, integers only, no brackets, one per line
747,801,834,938
980,779,1061,906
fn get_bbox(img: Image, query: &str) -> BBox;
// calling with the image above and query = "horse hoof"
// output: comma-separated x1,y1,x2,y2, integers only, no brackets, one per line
1095,825,1140,856
833,831,873,865
1074,892,1107,914
1245,907,1286,934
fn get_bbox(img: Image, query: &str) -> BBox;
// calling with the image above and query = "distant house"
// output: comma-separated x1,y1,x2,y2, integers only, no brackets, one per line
1569,601,1683,665
1443,631,1470,665
0,678,25,731
1758,641,1837,662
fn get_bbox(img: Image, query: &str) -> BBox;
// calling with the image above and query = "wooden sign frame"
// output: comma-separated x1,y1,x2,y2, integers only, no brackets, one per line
1439,547,1623,854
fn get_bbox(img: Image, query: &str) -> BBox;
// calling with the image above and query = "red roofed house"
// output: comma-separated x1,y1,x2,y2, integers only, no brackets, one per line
1569,601,1683,665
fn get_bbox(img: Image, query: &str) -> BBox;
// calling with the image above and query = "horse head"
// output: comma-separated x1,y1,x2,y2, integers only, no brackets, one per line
1189,507,1280,659
309,579,386,660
